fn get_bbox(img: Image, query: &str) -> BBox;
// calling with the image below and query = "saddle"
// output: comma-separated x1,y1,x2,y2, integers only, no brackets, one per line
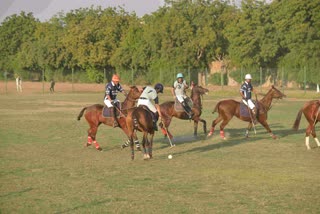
174,97,193,112
141,106,159,122
102,103,122,118
240,101,259,118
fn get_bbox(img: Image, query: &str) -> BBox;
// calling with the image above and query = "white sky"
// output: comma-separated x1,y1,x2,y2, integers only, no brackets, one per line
0,0,165,22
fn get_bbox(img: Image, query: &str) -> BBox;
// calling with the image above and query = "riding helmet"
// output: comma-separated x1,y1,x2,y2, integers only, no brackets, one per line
245,74,252,80
176,73,184,79
154,83,164,93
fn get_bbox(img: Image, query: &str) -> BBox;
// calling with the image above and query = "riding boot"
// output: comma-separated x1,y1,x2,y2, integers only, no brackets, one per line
153,121,158,131
182,101,193,119
113,107,119,128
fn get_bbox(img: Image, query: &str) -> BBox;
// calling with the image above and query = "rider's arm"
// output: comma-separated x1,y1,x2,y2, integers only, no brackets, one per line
154,97,162,119
171,87,175,98
240,91,245,100
183,80,189,89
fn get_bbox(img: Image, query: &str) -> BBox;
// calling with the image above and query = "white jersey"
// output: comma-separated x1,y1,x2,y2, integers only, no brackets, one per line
137,86,158,113
173,80,187,96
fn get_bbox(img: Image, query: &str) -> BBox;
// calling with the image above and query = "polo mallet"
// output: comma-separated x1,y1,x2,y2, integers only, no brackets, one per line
245,100,257,135
161,119,175,148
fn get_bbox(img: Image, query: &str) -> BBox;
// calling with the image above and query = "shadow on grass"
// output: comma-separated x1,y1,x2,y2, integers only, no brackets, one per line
156,122,309,154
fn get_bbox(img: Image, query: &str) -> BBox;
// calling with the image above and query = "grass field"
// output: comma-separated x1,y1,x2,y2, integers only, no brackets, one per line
0,84,320,213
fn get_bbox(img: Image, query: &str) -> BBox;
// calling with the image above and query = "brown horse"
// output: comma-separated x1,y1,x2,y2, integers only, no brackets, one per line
77,86,141,151
293,100,320,150
159,85,209,138
208,86,285,139
126,106,155,160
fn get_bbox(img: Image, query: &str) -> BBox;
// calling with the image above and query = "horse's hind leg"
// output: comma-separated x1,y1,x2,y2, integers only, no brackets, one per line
148,133,154,159
219,118,232,140
311,122,320,147
208,116,223,137
142,133,150,160
87,125,102,151
305,124,312,150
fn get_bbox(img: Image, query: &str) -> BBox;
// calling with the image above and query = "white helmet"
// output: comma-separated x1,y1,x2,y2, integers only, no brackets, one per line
245,74,252,80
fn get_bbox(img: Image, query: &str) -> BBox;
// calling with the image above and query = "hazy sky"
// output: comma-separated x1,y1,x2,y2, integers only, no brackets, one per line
0,0,165,22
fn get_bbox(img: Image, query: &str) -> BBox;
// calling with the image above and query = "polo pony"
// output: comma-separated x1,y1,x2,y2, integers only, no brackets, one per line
159,85,209,138
208,85,285,139
77,86,141,151
293,100,320,150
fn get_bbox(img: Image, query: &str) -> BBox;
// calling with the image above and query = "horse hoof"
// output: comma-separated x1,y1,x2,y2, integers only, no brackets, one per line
143,154,150,160
96,147,102,151
272,135,277,139
207,132,213,137
85,143,92,147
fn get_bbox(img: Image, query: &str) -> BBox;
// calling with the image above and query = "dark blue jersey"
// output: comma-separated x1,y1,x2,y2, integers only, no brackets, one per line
240,82,253,99
104,81,123,100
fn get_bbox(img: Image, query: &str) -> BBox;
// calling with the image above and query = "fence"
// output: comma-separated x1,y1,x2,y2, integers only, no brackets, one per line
2,66,319,94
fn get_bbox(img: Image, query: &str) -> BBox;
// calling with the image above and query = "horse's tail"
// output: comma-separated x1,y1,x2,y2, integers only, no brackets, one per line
292,108,303,131
212,102,220,114
77,107,87,121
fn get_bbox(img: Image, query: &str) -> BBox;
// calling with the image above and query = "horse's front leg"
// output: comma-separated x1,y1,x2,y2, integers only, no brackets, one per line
245,123,253,138
259,119,277,139
193,119,199,136
199,118,207,134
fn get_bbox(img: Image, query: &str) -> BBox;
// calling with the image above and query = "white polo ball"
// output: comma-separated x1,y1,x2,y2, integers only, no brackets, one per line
168,155,173,159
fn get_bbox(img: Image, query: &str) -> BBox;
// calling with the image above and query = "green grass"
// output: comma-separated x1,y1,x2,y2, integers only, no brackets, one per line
0,90,320,213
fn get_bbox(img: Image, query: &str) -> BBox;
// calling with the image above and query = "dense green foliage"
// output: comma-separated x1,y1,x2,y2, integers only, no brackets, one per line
0,0,319,85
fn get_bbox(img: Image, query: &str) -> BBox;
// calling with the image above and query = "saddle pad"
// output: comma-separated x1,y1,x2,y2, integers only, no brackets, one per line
102,103,122,118
240,101,259,118
174,98,184,112
240,102,251,118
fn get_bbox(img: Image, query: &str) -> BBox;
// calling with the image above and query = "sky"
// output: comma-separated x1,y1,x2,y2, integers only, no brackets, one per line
0,0,165,22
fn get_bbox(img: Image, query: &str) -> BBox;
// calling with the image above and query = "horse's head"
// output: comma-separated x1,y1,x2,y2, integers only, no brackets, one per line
192,85,209,96
270,85,286,99
128,86,142,100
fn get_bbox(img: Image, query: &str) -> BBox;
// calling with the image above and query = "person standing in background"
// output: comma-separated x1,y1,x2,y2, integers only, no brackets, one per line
16,75,22,92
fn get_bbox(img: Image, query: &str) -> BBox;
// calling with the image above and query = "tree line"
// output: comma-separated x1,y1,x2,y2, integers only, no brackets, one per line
0,0,319,86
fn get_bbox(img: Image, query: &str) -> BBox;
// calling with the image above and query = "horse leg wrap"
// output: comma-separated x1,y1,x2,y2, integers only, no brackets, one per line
93,141,100,149
314,138,320,147
87,136,93,144
161,128,167,136
305,136,310,150
207,128,214,136
134,140,140,148
220,130,225,139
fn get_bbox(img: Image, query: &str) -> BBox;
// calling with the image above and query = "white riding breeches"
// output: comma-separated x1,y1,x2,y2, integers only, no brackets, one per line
104,99,119,108
242,99,255,109
137,99,157,113
176,94,187,103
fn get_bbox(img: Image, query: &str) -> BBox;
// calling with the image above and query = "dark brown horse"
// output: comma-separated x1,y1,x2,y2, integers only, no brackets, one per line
159,85,209,138
293,100,320,150
126,106,155,160
77,86,141,151
208,86,285,139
